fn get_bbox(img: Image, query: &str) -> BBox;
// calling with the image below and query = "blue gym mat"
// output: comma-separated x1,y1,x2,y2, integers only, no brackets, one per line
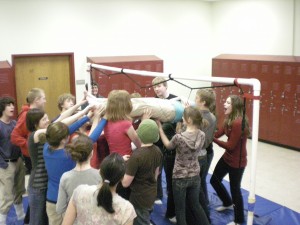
7,173,300,225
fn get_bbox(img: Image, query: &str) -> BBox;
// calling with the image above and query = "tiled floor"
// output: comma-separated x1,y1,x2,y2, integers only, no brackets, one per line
210,138,300,213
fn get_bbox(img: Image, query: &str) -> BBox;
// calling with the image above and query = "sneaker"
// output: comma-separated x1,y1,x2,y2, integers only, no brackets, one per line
227,222,241,225
154,199,163,205
215,205,233,212
169,216,177,224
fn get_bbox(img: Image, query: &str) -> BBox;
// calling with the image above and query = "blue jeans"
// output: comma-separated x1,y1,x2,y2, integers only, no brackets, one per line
133,207,151,225
173,176,209,225
198,156,210,221
28,186,48,225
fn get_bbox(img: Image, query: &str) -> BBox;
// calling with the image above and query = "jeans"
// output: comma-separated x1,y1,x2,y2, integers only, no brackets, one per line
173,176,210,225
198,156,210,221
210,157,245,224
164,153,176,218
28,187,48,225
133,207,151,225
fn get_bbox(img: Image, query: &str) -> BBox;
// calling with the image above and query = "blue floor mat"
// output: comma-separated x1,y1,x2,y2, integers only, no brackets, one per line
150,172,300,225
8,172,300,225
7,197,28,225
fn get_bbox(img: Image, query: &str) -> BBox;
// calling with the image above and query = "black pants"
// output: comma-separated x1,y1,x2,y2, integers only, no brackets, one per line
23,156,32,174
210,157,245,224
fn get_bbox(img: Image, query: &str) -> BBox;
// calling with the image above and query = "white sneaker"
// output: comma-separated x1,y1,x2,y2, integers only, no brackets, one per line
215,205,233,212
154,199,163,205
169,216,177,224
227,222,241,225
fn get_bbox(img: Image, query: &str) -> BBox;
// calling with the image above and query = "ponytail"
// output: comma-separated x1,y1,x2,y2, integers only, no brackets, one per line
96,153,125,214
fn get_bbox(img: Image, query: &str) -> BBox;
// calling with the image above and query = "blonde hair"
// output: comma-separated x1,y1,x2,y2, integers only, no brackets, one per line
26,88,44,104
57,93,75,111
196,89,216,115
152,77,168,87
106,90,132,122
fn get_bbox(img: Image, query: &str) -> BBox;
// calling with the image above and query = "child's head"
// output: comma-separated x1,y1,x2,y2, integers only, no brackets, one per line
0,96,15,118
152,77,168,99
130,92,142,98
26,108,49,132
57,93,75,111
91,81,99,96
66,133,93,163
195,89,216,114
183,106,206,129
46,122,69,148
224,95,249,134
97,153,126,213
137,119,159,144
26,88,46,109
106,90,132,121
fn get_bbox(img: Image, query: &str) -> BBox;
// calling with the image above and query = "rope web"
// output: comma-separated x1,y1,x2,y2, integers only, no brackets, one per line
90,65,252,102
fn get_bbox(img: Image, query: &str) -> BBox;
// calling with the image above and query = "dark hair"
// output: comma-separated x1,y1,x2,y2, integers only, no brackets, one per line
26,108,45,132
97,153,125,213
26,108,47,143
91,81,99,88
224,95,249,135
183,106,207,130
46,122,69,148
65,133,93,163
0,97,15,117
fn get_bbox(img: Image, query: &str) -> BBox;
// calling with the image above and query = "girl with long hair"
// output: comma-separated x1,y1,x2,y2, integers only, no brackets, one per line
210,95,249,225
104,90,141,159
158,106,210,225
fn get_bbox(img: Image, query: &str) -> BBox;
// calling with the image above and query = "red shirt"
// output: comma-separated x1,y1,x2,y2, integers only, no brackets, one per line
214,118,247,168
11,105,30,157
104,120,133,156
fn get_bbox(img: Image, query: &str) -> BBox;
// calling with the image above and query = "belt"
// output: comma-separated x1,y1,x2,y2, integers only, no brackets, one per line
4,158,18,163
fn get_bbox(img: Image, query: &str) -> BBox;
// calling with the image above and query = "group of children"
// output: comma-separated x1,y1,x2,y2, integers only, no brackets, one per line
0,76,249,225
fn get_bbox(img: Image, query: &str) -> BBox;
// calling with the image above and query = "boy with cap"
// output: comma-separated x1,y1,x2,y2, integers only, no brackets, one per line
122,119,163,225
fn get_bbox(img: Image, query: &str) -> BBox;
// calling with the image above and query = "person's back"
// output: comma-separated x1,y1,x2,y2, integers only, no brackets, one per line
122,119,163,225
71,184,135,225
56,134,102,214
126,145,162,209
62,153,136,225
104,90,141,157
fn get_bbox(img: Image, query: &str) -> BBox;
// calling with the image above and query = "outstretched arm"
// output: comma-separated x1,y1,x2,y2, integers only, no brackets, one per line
157,120,174,150
54,98,88,123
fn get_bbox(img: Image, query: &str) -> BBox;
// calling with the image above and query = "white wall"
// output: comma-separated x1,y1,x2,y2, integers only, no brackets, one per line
211,0,297,56
0,0,299,100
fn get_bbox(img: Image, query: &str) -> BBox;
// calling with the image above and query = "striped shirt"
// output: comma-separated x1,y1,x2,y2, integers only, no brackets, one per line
28,132,48,189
